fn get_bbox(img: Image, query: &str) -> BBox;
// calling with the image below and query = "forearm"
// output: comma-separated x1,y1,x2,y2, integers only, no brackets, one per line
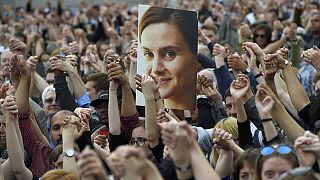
121,83,137,117
190,142,220,179
272,101,305,142
263,38,285,54
235,99,247,123
16,76,31,113
215,150,233,178
35,39,44,56
154,91,164,113
108,89,121,135
230,143,244,157
283,65,310,111
30,112,49,146
128,62,137,91
260,112,278,142
34,72,49,93
145,96,160,147
69,70,87,99
63,139,80,178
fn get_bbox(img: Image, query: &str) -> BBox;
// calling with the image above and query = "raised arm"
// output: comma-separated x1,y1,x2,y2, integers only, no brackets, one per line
107,62,121,135
302,46,320,73
2,96,33,180
141,75,160,148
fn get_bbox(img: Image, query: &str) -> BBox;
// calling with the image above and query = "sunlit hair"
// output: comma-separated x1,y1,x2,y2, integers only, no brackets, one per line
42,84,55,103
41,169,77,180
139,6,198,55
210,117,239,167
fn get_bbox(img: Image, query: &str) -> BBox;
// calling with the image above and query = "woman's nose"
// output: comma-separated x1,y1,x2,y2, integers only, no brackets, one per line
152,56,165,75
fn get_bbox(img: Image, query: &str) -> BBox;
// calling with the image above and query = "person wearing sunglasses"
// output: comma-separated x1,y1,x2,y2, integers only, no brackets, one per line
255,144,299,180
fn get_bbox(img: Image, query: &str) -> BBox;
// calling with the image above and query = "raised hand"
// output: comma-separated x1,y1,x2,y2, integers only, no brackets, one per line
230,74,250,101
129,40,138,64
156,110,178,124
276,47,289,60
135,73,142,92
255,84,274,117
202,85,223,105
14,54,30,77
8,37,27,56
263,54,279,80
74,107,92,132
242,42,264,58
62,115,85,141
77,146,109,179
294,133,317,167
26,56,38,72
243,45,258,73
227,53,248,72
141,75,158,98
0,95,18,117
302,46,320,71
212,43,228,59
212,128,235,150
49,55,76,75
300,131,320,160
107,62,127,85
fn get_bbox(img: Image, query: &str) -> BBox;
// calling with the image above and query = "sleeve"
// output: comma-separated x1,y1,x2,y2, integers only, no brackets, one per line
247,72,259,94
214,65,233,97
237,120,254,149
54,74,78,111
76,131,94,151
120,113,139,140
109,134,130,152
150,139,165,163
298,103,312,130
244,96,263,131
18,112,52,177
310,97,320,131
207,41,214,54
29,98,50,141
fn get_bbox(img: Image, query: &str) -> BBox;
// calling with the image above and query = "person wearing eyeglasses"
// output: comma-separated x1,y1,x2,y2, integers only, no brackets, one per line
255,144,299,180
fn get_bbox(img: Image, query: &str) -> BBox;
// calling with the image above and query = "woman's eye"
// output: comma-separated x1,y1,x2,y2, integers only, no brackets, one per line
163,50,176,59
143,51,153,59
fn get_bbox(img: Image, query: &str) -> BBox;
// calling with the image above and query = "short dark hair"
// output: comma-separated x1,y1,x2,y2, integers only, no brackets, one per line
311,1,320,9
83,72,109,92
139,7,198,55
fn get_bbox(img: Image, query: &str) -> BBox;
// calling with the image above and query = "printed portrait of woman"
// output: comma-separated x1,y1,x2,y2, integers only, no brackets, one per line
137,5,198,110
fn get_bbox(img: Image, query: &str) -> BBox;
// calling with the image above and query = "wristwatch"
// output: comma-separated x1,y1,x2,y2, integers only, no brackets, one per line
63,149,75,157
284,60,292,66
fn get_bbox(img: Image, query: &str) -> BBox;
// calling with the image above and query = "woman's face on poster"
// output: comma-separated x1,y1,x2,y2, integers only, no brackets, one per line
140,22,196,100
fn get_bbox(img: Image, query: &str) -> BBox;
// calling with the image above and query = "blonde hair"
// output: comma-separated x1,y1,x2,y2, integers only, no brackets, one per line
41,169,77,180
210,117,239,167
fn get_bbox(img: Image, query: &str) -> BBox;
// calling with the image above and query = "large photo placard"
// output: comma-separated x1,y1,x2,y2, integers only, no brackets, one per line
136,4,198,110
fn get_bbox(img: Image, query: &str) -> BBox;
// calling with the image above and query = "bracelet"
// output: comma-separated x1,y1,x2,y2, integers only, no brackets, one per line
175,164,192,172
261,118,273,122
254,72,264,79
155,96,161,102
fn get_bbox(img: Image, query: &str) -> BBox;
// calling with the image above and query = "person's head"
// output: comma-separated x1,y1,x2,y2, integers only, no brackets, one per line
0,49,13,78
91,90,109,124
233,148,259,180
255,144,299,180
84,72,109,101
42,85,60,116
130,118,148,151
50,110,78,146
139,7,197,109
309,12,320,35
0,113,6,150
41,169,77,180
310,2,320,12
253,24,272,49
224,88,237,118
45,68,55,85
202,24,219,43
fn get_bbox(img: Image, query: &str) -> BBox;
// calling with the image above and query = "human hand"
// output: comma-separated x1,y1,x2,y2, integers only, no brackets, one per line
294,133,317,167
50,56,76,75
227,53,248,72
104,49,121,64
0,95,18,118
74,28,86,40
0,83,14,99
302,46,320,70
243,45,258,73
141,75,158,98
74,107,92,132
160,121,194,166
202,85,223,105
212,43,228,59
65,55,78,68
129,40,138,64
26,56,38,72
300,131,320,160
77,146,109,179
107,62,127,85
273,20,284,31
212,128,235,151
62,115,85,142
263,54,279,80
242,42,264,58
8,37,27,56
255,84,274,118
198,28,211,44
14,54,30,77
276,47,289,60
230,74,250,101
134,73,142,92
157,110,178,124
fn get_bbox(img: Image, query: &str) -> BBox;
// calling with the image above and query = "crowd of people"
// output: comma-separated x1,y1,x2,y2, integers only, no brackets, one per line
0,0,320,179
